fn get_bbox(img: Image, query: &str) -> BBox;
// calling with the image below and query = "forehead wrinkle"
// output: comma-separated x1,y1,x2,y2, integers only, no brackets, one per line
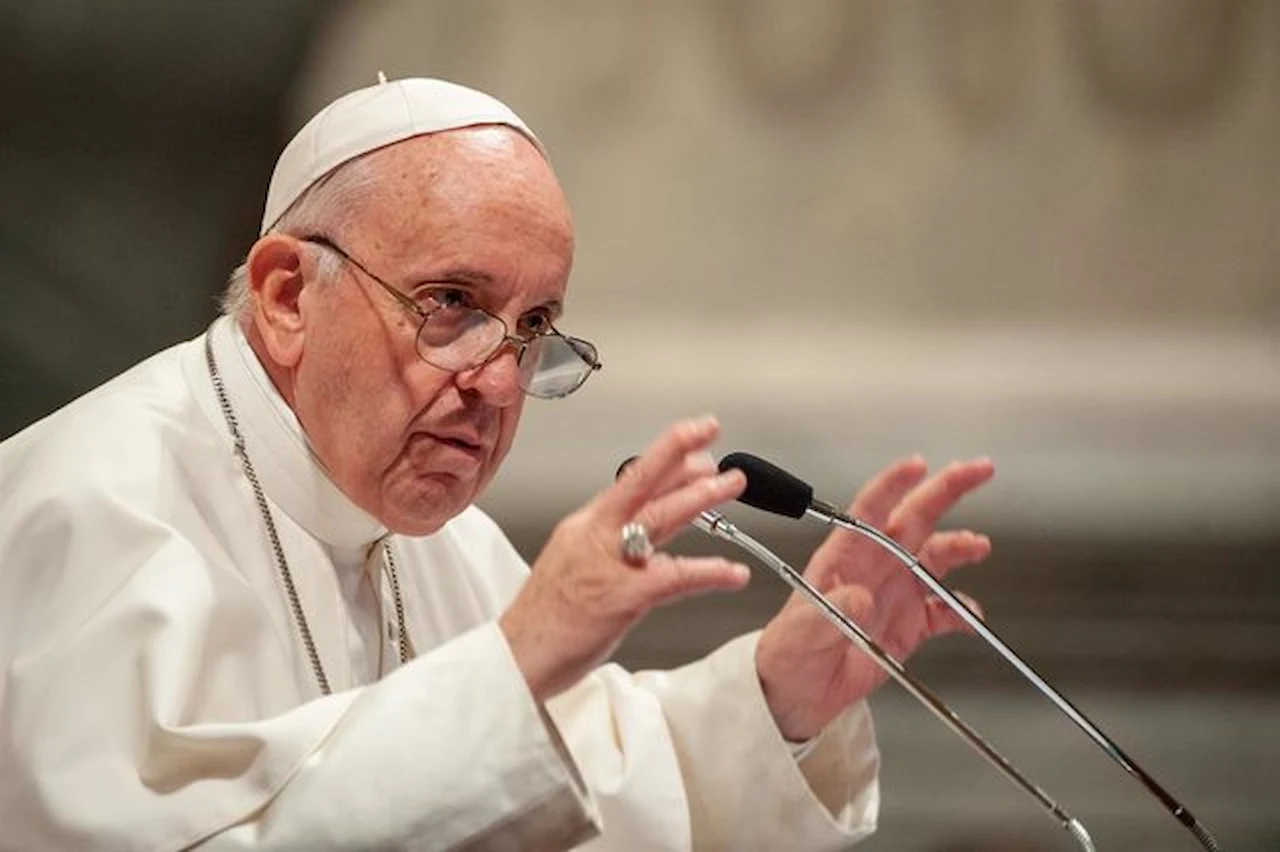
426,267,495,288
351,129,574,317
364,132,569,243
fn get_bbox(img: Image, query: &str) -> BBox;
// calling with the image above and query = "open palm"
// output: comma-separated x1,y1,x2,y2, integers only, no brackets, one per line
755,456,995,742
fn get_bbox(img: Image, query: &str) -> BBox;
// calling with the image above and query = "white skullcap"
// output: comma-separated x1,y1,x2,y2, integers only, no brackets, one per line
260,75,543,235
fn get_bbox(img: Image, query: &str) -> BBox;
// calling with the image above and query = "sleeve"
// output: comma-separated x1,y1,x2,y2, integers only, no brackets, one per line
543,634,880,852
641,632,880,850
660,632,880,848
196,623,600,852
0,494,599,852
435,507,882,851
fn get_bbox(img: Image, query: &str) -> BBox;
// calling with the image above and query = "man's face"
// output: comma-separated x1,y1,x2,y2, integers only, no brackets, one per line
284,128,575,535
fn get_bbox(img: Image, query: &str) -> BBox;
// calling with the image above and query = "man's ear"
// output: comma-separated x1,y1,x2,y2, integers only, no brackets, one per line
248,234,309,368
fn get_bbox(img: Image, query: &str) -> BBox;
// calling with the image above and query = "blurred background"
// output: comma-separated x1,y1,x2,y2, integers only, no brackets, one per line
1,1,1277,848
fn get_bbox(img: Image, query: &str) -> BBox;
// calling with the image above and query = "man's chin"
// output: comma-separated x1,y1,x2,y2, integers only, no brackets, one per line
380,473,478,536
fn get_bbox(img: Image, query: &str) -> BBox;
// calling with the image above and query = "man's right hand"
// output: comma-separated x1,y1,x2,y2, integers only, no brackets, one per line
499,416,750,702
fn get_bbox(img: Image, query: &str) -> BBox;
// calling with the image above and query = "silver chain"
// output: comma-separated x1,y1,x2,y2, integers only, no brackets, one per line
204,333,412,696
384,545,412,666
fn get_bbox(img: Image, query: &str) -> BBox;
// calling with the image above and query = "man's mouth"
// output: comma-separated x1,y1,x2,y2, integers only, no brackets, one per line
424,431,487,459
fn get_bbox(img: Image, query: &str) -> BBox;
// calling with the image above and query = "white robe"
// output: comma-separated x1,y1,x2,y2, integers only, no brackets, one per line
0,317,880,851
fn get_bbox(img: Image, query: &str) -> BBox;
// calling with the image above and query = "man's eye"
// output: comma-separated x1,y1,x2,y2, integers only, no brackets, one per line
519,313,553,336
422,287,471,310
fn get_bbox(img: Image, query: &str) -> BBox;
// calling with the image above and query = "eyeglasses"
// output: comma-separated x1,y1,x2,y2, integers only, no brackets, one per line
301,236,602,399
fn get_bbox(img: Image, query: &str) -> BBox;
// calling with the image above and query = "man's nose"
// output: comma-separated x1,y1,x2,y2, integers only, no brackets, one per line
454,341,524,406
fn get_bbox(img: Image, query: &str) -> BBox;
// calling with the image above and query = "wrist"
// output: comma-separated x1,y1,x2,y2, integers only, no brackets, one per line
499,609,559,703
756,634,825,742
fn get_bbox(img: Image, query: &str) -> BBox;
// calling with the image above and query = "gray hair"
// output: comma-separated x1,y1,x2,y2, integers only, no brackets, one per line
221,154,380,322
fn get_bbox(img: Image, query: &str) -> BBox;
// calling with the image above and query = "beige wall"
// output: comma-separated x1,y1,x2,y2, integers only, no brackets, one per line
301,8,1278,846
295,0,1278,537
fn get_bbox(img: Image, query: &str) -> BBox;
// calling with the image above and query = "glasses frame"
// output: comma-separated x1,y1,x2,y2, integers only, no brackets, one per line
299,235,601,398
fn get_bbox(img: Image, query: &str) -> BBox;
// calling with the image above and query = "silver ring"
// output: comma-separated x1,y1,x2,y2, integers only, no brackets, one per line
619,522,654,566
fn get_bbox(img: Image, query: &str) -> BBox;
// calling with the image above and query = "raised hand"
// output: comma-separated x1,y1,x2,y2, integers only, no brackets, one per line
755,456,996,741
501,416,751,701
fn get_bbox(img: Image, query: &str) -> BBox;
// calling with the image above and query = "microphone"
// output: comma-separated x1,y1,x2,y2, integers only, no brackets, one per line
719,451,1220,852
719,451,814,518
614,454,1094,850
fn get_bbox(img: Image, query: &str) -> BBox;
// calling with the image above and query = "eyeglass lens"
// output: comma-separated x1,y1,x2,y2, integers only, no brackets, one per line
413,310,597,399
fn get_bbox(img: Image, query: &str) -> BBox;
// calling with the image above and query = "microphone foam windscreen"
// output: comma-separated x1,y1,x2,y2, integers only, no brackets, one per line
718,452,813,519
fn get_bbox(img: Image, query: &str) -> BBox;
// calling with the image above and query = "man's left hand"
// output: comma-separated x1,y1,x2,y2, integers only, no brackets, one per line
755,456,995,742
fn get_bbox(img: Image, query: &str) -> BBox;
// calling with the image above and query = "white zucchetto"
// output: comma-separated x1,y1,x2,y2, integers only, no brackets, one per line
260,75,543,235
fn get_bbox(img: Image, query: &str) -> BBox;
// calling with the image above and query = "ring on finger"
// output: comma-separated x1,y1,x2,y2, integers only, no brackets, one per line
619,521,654,566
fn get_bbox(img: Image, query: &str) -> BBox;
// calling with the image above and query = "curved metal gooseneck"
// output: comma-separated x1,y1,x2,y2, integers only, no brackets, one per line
805,500,1219,852
691,510,1097,852
715,450,1219,851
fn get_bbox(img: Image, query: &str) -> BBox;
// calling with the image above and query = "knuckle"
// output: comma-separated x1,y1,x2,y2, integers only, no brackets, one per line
557,509,591,537
698,475,724,497
941,463,968,489
672,420,701,444
684,451,716,477
937,530,963,549
663,560,698,597
629,511,656,537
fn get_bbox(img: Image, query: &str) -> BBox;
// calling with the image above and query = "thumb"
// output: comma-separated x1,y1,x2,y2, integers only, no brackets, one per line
775,584,876,653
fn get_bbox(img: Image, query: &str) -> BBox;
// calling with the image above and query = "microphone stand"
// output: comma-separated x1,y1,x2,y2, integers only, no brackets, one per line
691,510,1096,852
803,500,1220,852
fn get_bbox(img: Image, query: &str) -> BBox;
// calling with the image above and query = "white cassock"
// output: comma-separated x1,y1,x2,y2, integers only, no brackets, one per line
0,317,880,851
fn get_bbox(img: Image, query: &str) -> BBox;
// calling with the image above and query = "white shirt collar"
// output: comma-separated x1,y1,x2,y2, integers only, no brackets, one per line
205,316,388,550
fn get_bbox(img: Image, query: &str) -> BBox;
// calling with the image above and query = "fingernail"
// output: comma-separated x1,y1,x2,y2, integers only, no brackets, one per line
733,564,751,583
718,469,745,487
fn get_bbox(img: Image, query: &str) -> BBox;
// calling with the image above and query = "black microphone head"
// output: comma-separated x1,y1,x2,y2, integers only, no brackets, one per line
718,452,812,519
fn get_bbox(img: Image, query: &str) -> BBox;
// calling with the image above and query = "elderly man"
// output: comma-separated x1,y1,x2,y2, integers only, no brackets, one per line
0,78,993,850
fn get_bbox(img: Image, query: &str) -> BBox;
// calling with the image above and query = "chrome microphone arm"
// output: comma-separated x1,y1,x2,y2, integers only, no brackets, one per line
691,510,1096,852
804,503,1220,852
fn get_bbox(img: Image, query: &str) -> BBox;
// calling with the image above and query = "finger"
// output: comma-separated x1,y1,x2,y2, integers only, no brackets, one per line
635,468,746,544
614,451,719,513
775,584,876,655
805,456,928,588
651,451,718,498
887,459,995,552
816,584,876,638
648,554,751,607
914,530,992,579
599,416,720,523
924,590,984,638
615,450,717,493
848,456,929,528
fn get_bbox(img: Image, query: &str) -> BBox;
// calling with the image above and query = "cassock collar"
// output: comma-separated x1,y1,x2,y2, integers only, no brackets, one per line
204,316,388,551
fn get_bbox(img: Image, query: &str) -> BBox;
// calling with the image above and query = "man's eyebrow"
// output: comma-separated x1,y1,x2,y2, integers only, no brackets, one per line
417,267,496,288
412,268,565,317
